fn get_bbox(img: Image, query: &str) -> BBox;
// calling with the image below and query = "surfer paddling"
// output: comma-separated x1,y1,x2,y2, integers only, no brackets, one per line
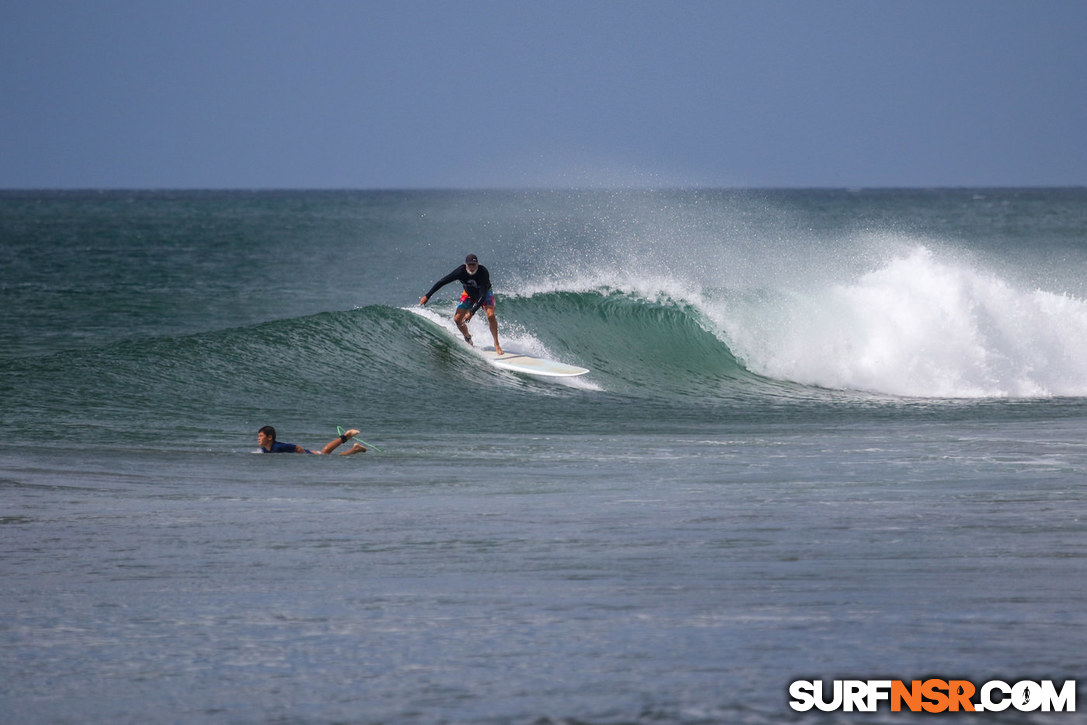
257,426,366,455
419,253,503,354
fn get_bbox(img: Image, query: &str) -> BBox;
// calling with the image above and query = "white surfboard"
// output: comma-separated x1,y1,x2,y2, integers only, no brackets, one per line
409,308,589,377
478,348,590,377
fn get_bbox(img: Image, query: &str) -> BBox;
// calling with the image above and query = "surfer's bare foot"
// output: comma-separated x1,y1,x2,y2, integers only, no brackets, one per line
494,345,504,355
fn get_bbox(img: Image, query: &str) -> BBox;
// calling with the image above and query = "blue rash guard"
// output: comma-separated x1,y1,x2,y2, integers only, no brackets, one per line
261,441,313,454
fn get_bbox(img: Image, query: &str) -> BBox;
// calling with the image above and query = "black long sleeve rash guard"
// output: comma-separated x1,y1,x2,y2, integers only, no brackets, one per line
423,264,493,315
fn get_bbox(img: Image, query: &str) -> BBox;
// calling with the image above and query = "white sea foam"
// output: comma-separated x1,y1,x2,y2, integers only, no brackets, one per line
718,246,1087,398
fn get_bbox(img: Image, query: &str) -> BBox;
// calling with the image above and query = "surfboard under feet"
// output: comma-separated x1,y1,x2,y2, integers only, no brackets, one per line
478,348,590,377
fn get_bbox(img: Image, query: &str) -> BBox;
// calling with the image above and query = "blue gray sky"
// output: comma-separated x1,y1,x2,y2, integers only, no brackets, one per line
3,0,1085,189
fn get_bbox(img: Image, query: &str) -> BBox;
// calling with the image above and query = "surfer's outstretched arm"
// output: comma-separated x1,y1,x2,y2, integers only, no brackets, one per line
420,267,464,305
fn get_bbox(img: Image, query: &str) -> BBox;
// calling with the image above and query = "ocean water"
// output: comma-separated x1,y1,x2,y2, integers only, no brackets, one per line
1,188,1086,724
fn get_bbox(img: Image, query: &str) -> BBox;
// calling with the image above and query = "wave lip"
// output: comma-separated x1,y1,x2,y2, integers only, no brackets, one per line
508,243,1087,400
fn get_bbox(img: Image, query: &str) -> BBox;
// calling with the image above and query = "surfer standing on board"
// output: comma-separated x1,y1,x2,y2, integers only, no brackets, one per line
419,253,503,355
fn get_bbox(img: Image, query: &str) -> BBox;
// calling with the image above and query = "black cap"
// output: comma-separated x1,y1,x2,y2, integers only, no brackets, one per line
465,254,479,264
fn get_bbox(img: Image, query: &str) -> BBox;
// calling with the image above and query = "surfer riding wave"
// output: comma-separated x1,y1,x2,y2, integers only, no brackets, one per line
419,253,503,355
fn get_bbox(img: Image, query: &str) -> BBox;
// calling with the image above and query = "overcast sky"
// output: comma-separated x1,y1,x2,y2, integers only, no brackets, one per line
2,0,1085,189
